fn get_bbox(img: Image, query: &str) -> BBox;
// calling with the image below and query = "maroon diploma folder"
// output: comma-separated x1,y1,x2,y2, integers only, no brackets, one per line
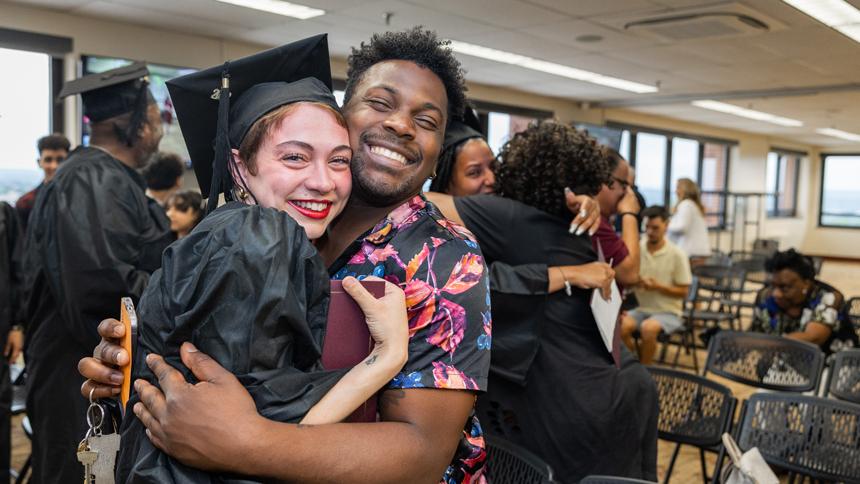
322,280,386,422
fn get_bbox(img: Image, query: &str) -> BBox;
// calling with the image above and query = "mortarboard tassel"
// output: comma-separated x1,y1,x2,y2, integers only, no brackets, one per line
121,78,152,148
207,62,231,214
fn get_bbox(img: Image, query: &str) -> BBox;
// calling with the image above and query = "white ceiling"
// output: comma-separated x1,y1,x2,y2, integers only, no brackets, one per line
9,0,860,146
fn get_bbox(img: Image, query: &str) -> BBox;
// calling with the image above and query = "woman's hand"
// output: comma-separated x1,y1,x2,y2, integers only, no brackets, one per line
79,318,129,399
564,188,601,236
341,276,408,368
567,262,616,300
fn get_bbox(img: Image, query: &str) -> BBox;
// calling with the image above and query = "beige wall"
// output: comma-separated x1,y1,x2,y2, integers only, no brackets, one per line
3,3,858,258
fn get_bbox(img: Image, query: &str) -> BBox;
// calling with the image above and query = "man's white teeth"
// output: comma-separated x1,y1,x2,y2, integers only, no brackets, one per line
370,145,408,165
293,201,328,212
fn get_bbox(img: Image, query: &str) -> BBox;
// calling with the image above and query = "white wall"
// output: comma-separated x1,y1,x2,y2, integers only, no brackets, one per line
3,2,859,258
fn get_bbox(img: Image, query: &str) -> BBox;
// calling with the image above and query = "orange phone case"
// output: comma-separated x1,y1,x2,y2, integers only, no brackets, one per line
120,297,137,412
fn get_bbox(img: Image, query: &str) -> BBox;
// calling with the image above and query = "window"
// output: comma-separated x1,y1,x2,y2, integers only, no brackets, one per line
611,124,732,228
0,47,51,202
635,132,668,206
82,56,196,164
766,151,801,218
820,154,860,228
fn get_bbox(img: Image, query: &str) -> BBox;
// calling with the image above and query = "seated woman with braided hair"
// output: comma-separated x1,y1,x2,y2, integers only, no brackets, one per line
750,248,855,353
427,121,658,483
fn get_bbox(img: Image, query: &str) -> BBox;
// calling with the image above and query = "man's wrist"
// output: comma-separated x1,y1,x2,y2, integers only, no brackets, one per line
618,211,638,218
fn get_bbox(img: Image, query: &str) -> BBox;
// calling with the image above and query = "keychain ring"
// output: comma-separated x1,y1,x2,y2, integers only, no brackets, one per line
86,401,105,433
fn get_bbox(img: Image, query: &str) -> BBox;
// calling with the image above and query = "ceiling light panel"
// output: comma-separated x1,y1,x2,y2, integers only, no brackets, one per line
447,40,658,94
215,0,325,20
816,127,860,142
691,100,804,127
781,0,860,42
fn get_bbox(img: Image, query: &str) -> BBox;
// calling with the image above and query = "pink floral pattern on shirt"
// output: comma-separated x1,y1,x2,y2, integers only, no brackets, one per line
331,194,490,484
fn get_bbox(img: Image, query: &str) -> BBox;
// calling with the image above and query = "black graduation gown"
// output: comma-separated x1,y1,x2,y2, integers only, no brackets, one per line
117,203,345,483
455,195,658,484
21,146,173,484
0,202,19,477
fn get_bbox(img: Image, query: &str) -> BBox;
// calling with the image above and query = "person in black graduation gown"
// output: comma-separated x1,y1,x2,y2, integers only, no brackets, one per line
431,122,659,483
116,36,410,483
0,202,24,479
19,63,174,484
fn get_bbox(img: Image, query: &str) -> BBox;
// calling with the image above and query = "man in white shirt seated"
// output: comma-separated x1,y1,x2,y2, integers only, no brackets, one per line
621,206,693,364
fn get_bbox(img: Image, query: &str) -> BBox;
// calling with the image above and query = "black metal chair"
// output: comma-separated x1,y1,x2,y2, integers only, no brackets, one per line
484,434,554,484
736,392,860,483
728,251,769,287
704,331,825,393
647,367,736,484
825,348,860,404
651,278,700,373
689,265,747,332
580,476,657,483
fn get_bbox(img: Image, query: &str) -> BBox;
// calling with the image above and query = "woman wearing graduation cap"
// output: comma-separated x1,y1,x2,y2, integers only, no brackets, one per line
115,35,410,482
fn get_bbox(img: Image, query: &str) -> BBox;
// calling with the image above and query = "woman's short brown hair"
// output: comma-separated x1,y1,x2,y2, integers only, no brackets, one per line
236,101,347,175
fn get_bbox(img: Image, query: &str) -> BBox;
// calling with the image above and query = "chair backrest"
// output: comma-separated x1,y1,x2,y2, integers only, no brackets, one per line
846,297,860,327
484,434,554,484
737,392,860,483
692,265,746,294
827,348,860,404
647,367,736,448
580,476,656,484
704,331,824,392
752,238,779,257
728,251,768,277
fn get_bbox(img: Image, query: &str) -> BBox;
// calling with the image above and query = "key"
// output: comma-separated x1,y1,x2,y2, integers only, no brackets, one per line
77,446,98,484
88,433,120,483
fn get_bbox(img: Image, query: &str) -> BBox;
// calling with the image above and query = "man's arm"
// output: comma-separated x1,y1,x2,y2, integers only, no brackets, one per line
134,345,473,483
613,188,641,287
641,278,689,299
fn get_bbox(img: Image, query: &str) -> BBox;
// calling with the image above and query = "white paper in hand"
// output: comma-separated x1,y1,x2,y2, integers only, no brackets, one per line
591,281,622,354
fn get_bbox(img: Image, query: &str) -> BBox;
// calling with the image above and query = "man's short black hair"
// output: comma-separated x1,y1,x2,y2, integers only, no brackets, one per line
143,152,185,190
642,205,670,222
37,133,70,154
344,27,467,120
765,248,816,281
604,147,626,172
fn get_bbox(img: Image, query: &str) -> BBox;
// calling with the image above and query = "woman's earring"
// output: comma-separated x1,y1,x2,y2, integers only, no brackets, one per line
236,185,249,202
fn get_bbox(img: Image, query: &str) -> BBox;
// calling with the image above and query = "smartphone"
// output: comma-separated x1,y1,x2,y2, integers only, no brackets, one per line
119,297,138,412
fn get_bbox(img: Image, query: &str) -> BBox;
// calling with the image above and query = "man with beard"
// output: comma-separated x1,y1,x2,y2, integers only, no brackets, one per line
22,63,173,484
80,29,493,483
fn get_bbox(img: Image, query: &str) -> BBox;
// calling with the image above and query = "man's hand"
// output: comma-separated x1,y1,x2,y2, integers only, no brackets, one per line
617,186,641,215
79,318,129,399
134,342,263,473
5,328,23,364
640,277,660,291
565,188,601,236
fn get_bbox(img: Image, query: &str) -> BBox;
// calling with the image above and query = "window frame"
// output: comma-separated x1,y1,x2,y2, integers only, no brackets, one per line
766,148,803,219
818,152,860,229
607,121,734,229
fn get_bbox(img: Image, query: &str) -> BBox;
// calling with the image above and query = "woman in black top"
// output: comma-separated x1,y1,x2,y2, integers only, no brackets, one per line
431,121,658,483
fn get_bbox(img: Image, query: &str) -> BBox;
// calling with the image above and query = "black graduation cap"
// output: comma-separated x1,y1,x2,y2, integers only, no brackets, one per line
442,105,483,153
59,62,155,145
166,34,335,212
430,105,485,192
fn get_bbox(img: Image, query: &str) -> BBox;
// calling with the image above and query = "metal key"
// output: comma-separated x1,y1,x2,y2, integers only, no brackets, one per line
88,433,120,484
77,440,98,484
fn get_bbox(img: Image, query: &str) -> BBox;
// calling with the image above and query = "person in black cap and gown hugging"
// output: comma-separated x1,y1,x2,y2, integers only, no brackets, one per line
114,34,411,483
19,63,174,484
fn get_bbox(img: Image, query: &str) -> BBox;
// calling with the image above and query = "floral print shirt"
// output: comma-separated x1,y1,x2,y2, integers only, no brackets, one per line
330,194,491,484
751,284,841,337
